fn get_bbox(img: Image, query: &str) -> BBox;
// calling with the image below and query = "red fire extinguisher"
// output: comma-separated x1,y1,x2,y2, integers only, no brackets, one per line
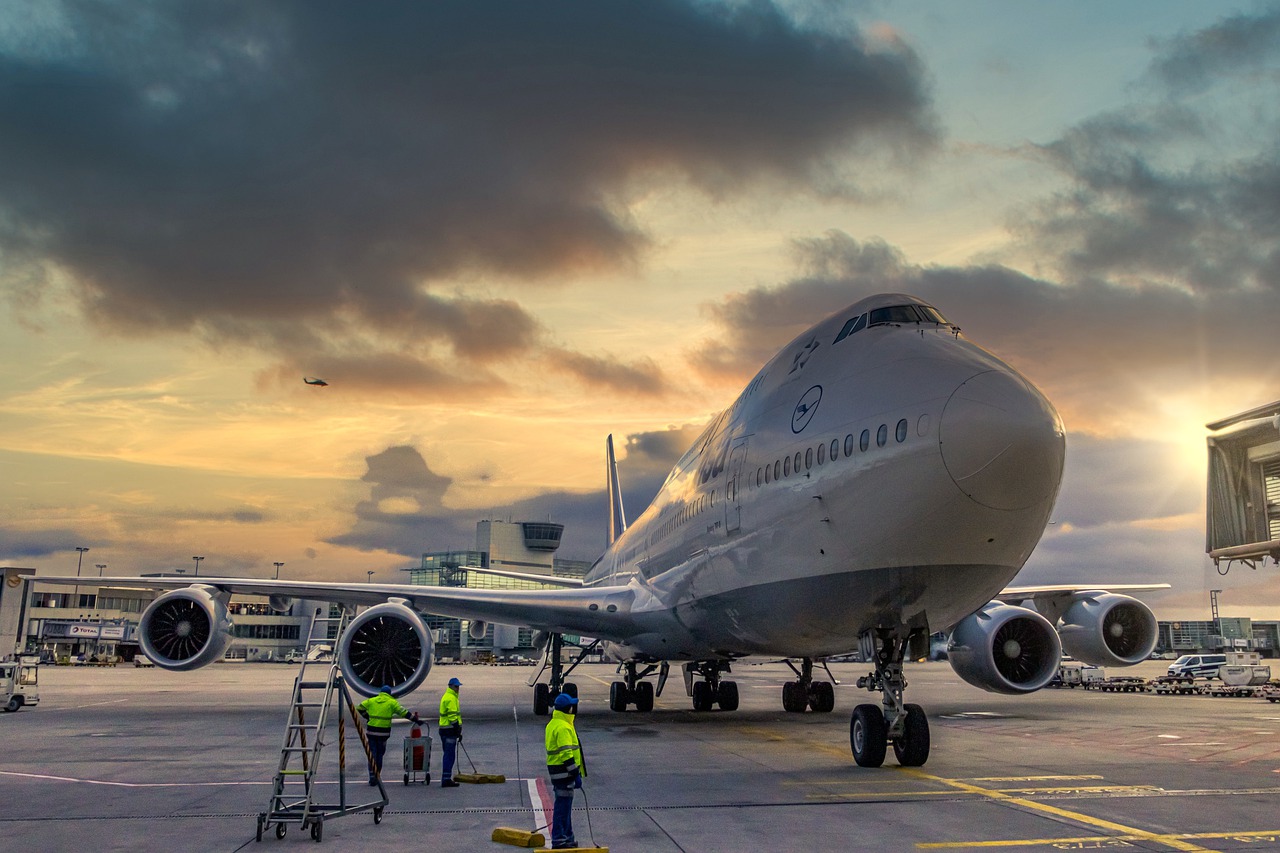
410,721,424,771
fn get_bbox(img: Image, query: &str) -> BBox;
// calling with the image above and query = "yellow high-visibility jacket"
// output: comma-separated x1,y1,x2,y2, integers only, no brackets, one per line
358,691,410,737
438,687,462,728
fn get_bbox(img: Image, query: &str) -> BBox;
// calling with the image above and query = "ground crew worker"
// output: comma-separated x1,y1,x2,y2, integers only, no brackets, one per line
544,692,585,849
438,676,463,787
357,684,420,786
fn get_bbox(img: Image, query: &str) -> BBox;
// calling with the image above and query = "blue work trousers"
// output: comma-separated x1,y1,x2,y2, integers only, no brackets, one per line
551,787,575,849
367,733,389,783
439,728,458,780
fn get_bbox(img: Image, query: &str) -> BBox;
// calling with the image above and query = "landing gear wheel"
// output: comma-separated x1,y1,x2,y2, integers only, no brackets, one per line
633,681,654,712
851,703,888,768
692,680,714,711
275,822,287,839
609,681,630,712
310,819,323,842
782,681,808,713
563,682,578,699
534,683,551,716
892,703,930,767
374,806,383,824
809,681,835,713
717,680,739,711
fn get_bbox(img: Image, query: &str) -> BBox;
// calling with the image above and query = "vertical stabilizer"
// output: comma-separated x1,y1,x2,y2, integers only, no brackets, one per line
606,434,628,547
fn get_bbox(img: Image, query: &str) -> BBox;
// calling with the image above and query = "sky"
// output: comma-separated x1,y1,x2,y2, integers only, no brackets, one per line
2,1,1279,621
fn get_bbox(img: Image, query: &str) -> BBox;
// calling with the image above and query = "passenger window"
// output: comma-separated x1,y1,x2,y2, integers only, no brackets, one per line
765,464,772,484
830,438,839,461
834,313,868,344
783,456,791,477
877,425,888,447
774,460,781,480
794,451,802,473
896,419,908,442
844,434,855,456
860,429,870,452
816,443,825,465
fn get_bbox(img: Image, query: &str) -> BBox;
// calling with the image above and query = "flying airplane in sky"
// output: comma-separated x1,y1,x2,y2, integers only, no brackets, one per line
35,293,1165,768
303,377,328,386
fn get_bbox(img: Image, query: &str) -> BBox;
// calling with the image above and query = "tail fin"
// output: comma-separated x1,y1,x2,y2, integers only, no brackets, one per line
606,434,628,548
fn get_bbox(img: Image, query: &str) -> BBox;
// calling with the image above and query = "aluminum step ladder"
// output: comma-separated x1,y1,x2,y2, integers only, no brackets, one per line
256,607,388,843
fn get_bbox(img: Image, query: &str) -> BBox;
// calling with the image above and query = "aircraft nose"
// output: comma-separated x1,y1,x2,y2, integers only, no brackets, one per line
939,370,1065,511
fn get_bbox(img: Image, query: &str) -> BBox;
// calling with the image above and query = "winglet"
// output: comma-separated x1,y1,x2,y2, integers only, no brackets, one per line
606,434,628,548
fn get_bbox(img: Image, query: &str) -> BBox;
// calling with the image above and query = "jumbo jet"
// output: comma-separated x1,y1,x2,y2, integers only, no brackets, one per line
35,293,1165,768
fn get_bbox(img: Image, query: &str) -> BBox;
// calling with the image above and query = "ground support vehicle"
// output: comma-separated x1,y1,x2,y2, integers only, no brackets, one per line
1,656,40,711
1048,663,1105,689
1149,676,1201,695
1090,676,1146,693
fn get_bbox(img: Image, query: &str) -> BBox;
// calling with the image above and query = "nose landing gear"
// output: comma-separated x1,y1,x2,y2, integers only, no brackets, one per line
851,628,930,768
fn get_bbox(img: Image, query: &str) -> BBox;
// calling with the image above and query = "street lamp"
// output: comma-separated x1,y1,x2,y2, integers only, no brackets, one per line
73,546,89,606
96,564,106,577
366,571,375,583
192,556,204,577
273,562,284,580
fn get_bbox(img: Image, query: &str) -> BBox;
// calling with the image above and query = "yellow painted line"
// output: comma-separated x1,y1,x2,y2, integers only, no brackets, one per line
919,829,1280,849
805,790,967,800
994,786,1161,795
902,769,1214,853
967,775,1104,783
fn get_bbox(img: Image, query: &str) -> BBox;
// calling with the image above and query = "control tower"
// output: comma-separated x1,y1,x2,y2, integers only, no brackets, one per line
1206,400,1280,571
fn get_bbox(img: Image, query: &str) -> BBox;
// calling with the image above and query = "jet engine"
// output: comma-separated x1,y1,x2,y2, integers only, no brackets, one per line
339,600,434,698
948,602,1061,694
1058,592,1158,666
138,586,234,671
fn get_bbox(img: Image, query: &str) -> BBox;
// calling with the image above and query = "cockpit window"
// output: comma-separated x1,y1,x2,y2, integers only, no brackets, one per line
916,305,950,325
833,313,867,344
868,305,923,326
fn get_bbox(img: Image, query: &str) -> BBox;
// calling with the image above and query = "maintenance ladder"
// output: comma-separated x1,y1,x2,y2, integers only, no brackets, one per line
256,608,388,843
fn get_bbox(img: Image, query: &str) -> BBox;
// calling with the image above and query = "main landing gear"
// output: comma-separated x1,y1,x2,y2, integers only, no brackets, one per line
683,661,739,711
531,633,598,716
781,658,836,713
850,628,930,768
608,661,668,712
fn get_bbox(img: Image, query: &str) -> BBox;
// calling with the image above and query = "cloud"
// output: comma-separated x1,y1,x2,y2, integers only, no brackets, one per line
1146,7,1280,94
543,348,666,397
0,0,938,398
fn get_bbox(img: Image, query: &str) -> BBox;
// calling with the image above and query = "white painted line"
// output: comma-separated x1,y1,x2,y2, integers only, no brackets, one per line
47,699,131,711
528,776,553,833
0,770,268,788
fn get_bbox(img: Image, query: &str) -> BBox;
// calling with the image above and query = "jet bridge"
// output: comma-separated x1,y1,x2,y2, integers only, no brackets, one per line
1206,400,1280,572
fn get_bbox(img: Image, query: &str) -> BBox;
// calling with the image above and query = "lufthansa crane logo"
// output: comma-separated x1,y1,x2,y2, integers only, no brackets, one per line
792,385,822,434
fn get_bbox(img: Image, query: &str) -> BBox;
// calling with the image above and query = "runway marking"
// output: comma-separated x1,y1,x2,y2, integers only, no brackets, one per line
968,776,1104,783
0,770,268,788
46,699,130,711
902,769,1215,852
919,829,1280,849
527,777,553,835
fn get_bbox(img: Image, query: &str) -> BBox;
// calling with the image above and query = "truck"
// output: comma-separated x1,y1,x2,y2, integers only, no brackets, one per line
1049,663,1105,688
2,655,40,712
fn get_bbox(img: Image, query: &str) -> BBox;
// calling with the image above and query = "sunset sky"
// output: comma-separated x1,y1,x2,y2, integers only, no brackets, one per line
3,1,1279,620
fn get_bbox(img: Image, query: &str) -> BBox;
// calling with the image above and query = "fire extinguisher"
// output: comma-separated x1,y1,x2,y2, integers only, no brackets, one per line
410,720,424,771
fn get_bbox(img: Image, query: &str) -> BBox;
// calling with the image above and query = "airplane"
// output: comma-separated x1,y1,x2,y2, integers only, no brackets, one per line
303,377,328,386
34,292,1166,768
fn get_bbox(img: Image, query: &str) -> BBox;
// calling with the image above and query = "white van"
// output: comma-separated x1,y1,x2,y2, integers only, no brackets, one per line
1167,654,1227,679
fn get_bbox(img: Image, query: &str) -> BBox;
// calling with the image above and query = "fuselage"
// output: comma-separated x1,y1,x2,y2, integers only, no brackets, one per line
587,293,1065,661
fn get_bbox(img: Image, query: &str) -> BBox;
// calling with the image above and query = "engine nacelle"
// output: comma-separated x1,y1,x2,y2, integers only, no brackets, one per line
468,619,488,640
948,602,1061,694
1058,592,1158,666
339,601,434,698
139,586,234,671
268,594,295,613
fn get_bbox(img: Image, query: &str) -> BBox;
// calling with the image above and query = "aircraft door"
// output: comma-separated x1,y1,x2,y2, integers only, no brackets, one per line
725,440,749,534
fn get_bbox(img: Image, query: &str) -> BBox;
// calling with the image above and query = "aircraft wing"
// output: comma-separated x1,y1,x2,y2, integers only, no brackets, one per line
31,575,636,639
995,583,1170,625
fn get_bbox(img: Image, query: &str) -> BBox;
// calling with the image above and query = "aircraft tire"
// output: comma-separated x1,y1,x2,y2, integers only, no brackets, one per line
609,681,630,712
810,681,835,713
717,680,739,711
634,681,654,712
534,683,551,716
892,703,930,767
781,681,807,712
851,704,887,768
692,680,714,711
563,682,578,699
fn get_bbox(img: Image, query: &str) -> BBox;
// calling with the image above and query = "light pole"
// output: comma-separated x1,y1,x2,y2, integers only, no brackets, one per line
96,563,106,577
366,571,375,584
73,546,89,608
192,556,204,577
273,562,284,580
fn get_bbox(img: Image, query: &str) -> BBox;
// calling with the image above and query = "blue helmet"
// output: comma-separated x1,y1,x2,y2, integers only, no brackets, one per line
553,692,578,711
448,677,462,688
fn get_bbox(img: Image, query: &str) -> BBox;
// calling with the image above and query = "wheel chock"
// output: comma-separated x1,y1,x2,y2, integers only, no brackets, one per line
491,826,546,847
457,772,507,784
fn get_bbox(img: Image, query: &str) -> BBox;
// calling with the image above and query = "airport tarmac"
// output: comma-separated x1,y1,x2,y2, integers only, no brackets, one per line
5,659,1280,852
